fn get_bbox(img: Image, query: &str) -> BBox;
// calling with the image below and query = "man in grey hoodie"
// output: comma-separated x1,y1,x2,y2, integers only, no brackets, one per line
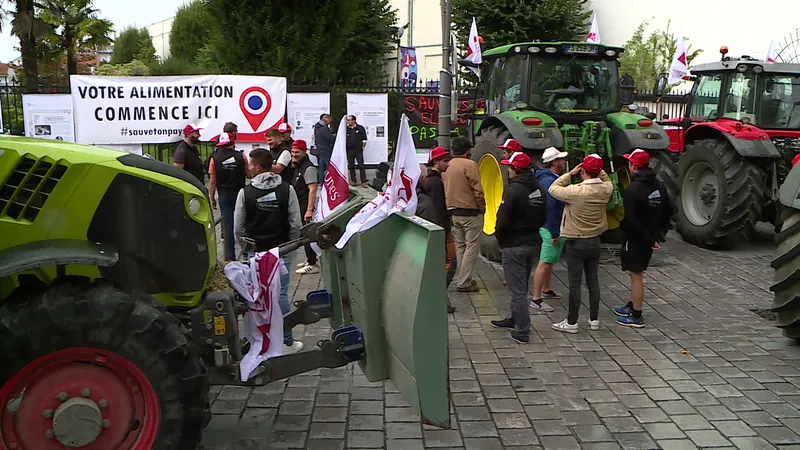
313,114,335,184
234,148,304,355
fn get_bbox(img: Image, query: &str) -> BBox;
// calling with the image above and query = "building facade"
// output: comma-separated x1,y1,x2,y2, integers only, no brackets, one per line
148,17,174,61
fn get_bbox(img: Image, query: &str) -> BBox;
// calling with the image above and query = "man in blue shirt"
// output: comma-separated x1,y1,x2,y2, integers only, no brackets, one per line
531,146,569,313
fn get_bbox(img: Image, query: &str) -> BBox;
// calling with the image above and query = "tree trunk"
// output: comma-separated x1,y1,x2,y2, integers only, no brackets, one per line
16,0,38,93
65,29,78,75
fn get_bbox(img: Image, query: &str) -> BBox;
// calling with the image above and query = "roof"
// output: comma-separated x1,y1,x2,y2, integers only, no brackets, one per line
0,63,12,76
692,59,800,75
483,42,625,59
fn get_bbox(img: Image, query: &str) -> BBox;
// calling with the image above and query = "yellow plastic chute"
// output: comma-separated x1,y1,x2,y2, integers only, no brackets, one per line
479,153,504,235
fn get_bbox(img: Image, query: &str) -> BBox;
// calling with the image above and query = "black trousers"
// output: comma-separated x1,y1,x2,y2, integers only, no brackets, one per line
347,150,367,183
566,237,601,324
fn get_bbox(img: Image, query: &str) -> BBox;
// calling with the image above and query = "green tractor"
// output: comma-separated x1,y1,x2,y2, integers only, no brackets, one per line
771,160,800,340
463,42,678,260
0,137,449,449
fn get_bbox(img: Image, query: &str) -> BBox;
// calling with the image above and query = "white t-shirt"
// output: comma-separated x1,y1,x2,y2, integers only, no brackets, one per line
277,150,291,167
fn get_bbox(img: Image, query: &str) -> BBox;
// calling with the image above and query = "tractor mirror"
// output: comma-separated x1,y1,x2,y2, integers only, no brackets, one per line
654,75,668,97
645,112,657,120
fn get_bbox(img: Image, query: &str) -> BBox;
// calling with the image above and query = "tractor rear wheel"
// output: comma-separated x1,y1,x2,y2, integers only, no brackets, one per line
0,277,209,450
649,149,679,208
771,206,800,341
676,138,765,249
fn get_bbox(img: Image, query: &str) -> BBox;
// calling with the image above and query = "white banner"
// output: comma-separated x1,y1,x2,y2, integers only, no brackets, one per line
22,94,75,142
70,75,287,144
97,144,143,155
347,93,388,164
287,93,330,146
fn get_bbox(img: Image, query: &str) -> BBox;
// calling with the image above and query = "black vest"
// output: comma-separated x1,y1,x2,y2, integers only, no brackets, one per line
212,147,246,194
243,182,291,252
291,156,315,207
271,143,295,184
176,141,205,183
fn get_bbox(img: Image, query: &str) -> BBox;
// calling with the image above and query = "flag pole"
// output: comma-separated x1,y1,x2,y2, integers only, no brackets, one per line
438,0,453,150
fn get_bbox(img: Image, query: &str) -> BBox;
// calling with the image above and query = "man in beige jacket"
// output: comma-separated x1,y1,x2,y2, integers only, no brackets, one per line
444,138,486,292
547,154,613,334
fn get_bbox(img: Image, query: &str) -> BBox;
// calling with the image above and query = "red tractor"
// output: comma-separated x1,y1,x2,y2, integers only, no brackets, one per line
660,47,800,248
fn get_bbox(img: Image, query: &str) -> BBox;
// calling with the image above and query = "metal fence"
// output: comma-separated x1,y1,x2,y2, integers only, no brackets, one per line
631,88,691,120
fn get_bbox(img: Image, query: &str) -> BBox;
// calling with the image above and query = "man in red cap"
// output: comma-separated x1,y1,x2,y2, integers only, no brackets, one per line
615,149,676,328
290,140,322,275
498,138,521,161
174,123,205,183
208,131,249,261
490,151,547,343
278,122,294,149
548,154,613,334
416,146,456,313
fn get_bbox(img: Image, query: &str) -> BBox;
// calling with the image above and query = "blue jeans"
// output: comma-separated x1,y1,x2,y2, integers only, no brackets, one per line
279,255,293,346
318,154,331,185
218,192,238,260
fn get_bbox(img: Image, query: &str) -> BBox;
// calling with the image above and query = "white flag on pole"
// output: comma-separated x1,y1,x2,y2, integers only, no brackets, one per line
668,30,689,85
586,14,601,44
767,40,779,62
334,114,421,249
311,116,350,255
465,17,482,78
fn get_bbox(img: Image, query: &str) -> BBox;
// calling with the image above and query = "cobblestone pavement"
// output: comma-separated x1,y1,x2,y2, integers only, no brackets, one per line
203,229,800,449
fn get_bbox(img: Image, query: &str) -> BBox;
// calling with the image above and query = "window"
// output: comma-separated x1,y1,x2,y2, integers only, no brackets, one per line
689,74,722,120
760,75,800,129
485,56,527,114
721,72,757,122
528,56,619,113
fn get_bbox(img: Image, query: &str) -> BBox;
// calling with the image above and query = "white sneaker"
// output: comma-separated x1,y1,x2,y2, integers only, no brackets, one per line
296,264,320,275
588,320,600,331
551,319,579,334
530,300,555,313
283,341,304,355
297,261,310,269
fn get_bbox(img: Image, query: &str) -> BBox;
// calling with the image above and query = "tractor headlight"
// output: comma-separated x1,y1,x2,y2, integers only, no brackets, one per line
544,47,558,54
528,46,541,53
188,197,202,216
605,50,616,57
736,64,748,73
753,65,763,73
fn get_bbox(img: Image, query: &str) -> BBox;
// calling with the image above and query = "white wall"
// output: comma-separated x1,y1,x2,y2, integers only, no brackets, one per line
148,17,174,61
388,0,444,82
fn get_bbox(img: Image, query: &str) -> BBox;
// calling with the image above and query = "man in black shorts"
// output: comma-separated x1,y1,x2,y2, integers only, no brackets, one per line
615,149,676,328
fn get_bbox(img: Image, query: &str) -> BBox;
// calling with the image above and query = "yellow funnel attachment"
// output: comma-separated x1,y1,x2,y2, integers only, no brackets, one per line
479,153,504,235
607,166,631,231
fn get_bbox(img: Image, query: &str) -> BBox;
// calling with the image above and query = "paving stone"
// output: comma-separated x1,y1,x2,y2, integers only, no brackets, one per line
493,412,531,429
752,426,800,445
562,410,601,426
728,436,779,450
348,415,384,431
347,431,385,448
603,417,643,433
386,440,425,450
423,430,463,448
696,406,739,421
533,419,571,436
614,432,659,450
459,421,498,438
273,415,311,431
630,408,669,424
644,422,686,440
671,414,713,431
386,422,423,440
487,398,524,413
498,428,539,446
711,420,757,437
594,403,632,418
657,439,699,450
268,431,308,448
686,429,731,447
538,435,581,449
306,439,345,450
658,400,697,415
572,425,614,442
309,422,346,439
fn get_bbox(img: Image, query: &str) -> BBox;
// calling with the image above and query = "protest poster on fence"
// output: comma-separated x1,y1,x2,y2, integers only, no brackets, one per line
70,75,287,145
402,94,485,163
22,94,75,142
346,93,389,164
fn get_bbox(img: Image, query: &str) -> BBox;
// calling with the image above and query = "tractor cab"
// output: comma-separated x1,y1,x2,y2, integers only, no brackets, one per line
479,42,626,126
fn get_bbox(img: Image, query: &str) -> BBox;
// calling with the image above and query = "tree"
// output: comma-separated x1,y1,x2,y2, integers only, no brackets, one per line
135,29,156,62
169,0,213,63
205,0,395,82
619,19,703,93
452,0,592,56
110,27,140,64
96,59,151,76
337,0,398,83
39,0,114,74
10,0,43,92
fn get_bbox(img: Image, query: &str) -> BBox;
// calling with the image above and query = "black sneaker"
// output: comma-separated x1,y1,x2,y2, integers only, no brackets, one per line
491,318,514,329
511,331,529,344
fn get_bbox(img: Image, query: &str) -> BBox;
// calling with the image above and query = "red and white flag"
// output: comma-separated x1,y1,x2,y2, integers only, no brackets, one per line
586,14,600,44
334,114,421,249
224,250,285,382
767,40,779,62
314,116,350,222
465,17,482,78
668,30,689,85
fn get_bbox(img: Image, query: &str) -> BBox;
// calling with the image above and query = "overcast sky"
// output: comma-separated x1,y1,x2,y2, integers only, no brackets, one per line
0,0,185,62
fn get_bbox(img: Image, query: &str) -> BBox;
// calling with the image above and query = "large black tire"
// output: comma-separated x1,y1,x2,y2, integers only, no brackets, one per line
675,138,765,249
0,277,209,449
771,207,800,340
649,149,679,209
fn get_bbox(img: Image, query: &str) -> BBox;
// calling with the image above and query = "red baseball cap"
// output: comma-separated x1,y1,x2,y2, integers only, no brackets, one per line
497,139,522,153
427,146,451,165
216,132,233,147
291,139,308,151
278,123,292,133
624,149,650,168
183,123,202,135
793,153,800,168
501,151,532,169
582,154,605,174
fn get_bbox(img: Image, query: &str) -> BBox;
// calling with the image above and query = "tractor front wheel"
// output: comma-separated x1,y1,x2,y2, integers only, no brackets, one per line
771,206,800,341
0,278,209,450
676,138,765,249
649,149,680,208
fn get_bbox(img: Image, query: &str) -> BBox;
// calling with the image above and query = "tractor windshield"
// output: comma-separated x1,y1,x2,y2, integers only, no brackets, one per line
485,55,528,114
760,74,800,129
529,56,619,114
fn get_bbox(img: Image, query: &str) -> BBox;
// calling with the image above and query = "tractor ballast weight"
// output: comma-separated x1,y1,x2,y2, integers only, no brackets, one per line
0,137,450,449
464,42,677,261
771,161,800,340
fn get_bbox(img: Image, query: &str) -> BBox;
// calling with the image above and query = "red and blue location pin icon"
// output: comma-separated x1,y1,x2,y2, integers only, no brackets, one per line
239,86,272,132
